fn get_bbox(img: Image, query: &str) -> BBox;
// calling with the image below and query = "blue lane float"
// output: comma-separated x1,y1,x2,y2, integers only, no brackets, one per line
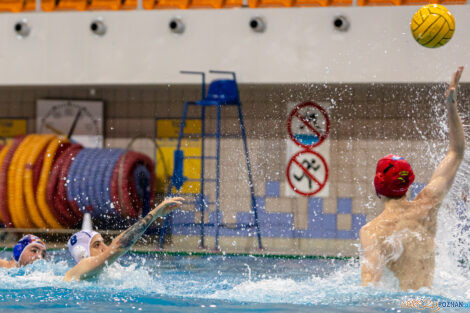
66,148,155,224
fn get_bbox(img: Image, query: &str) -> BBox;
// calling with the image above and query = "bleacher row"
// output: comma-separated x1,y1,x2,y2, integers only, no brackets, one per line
0,0,465,12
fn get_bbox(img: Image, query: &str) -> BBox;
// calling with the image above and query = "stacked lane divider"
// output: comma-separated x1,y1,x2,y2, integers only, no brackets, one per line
66,148,155,225
24,134,56,228
9,135,35,228
115,151,155,219
43,141,73,227
0,136,25,227
36,136,71,229
0,141,12,224
0,134,156,229
95,149,124,218
50,144,84,226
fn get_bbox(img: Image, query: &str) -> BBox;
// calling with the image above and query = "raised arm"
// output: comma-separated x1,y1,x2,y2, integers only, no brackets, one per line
415,66,465,207
360,227,384,286
64,197,184,281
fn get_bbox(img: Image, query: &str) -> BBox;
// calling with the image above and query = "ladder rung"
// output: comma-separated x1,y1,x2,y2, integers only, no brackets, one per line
192,201,216,205
220,223,256,229
172,222,255,228
174,178,216,183
181,156,217,160
182,133,202,136
173,223,215,227
223,134,242,138
204,134,241,138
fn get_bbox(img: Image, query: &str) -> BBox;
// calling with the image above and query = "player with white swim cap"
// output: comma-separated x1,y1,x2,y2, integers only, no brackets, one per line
67,230,100,263
360,67,465,290
0,234,47,268
64,197,184,281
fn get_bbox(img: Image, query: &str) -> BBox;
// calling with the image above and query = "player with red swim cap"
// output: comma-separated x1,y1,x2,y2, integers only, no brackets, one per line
360,67,466,291
374,154,415,199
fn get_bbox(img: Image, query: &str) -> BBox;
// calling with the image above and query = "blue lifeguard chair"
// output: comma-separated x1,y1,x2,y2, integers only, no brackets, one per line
161,70,262,250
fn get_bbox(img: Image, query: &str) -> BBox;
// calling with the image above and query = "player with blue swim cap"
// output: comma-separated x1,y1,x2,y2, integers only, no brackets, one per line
0,234,47,268
64,197,184,281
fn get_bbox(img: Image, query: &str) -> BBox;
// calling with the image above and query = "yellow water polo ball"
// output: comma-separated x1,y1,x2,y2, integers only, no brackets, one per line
411,4,455,48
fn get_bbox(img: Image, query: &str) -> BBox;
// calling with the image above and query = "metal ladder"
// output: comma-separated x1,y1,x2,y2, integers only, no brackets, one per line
159,70,262,250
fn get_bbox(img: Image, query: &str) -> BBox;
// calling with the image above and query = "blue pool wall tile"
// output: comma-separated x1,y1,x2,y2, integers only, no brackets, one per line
265,181,281,198
351,214,367,239
169,194,369,240
337,198,352,214
337,230,354,239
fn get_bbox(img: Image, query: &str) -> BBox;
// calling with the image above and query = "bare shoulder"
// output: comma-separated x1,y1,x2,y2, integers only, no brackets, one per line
360,217,383,235
408,190,438,219
360,217,391,245
360,222,376,244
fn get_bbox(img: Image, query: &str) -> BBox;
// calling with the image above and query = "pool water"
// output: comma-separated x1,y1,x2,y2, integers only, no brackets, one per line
0,250,468,313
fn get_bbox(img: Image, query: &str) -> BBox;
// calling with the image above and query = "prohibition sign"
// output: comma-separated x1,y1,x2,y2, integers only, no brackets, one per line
287,101,330,149
286,149,329,197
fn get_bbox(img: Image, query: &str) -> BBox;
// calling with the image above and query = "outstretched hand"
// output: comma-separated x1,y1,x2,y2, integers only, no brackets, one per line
152,197,185,217
446,66,464,97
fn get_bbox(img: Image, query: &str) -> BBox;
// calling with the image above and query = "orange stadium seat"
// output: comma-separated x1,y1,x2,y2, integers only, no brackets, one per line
143,0,190,9
357,0,400,5
248,0,350,6
358,0,465,5
87,0,137,9
144,0,242,8
248,0,294,7
223,0,244,6
189,0,244,8
435,0,466,3
296,0,351,6
189,0,225,8
42,0,89,11
121,0,137,9
89,0,123,9
24,0,36,10
0,0,35,12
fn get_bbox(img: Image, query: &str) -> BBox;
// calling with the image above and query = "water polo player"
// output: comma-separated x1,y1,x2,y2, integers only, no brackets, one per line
64,197,184,281
0,235,47,268
360,66,465,290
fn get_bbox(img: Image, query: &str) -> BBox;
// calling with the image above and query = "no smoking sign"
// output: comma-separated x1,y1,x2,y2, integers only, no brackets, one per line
286,150,329,197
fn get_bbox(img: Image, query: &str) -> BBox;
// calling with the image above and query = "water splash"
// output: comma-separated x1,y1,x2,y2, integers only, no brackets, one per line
0,252,467,312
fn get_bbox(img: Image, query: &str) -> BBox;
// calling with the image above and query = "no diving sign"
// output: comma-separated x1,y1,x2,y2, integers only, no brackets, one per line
287,101,330,149
286,150,329,197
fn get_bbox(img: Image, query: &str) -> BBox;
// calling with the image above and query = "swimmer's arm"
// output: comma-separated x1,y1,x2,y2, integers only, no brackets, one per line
110,197,184,255
0,259,9,268
64,197,184,281
415,66,465,206
360,228,383,286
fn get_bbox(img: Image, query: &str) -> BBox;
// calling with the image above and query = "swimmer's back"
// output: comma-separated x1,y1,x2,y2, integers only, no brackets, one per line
361,199,436,290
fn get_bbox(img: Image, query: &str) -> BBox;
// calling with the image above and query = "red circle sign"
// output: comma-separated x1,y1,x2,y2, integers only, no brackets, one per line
287,101,330,149
286,150,329,197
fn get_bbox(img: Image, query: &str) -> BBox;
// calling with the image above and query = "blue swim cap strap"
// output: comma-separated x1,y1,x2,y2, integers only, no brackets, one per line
13,237,30,263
